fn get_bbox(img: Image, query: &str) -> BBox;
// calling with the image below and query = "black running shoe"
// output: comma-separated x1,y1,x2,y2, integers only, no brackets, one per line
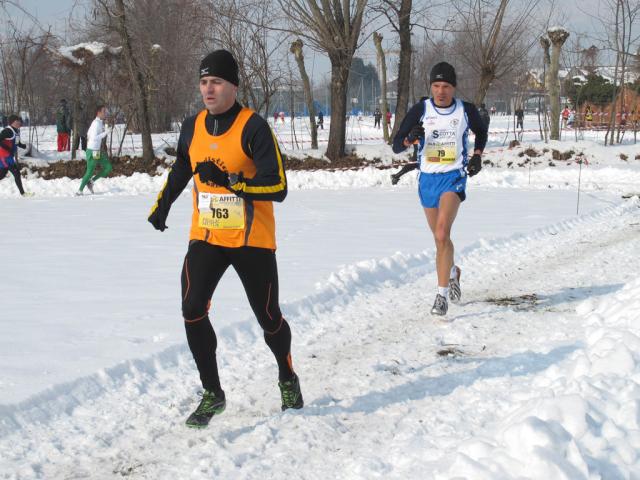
449,266,461,304
278,374,303,411
185,390,226,428
430,294,448,316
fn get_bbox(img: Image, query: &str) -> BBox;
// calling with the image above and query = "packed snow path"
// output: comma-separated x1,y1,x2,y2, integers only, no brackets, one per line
2,199,640,479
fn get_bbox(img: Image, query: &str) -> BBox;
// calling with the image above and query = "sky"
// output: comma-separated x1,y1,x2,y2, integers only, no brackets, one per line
4,0,619,84
9,0,608,45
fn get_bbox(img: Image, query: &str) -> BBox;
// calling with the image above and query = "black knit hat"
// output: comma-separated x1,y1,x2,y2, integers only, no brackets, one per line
430,62,457,87
199,49,239,86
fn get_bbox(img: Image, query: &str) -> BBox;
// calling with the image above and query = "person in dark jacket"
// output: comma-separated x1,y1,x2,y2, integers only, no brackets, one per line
56,99,72,152
148,50,302,428
0,115,28,196
73,102,90,151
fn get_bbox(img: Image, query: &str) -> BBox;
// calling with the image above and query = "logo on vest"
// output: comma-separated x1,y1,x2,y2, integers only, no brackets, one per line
209,143,218,150
450,118,459,127
204,156,226,170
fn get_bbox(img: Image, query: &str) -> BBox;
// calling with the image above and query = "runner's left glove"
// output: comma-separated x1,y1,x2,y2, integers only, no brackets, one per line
148,207,168,232
406,123,425,144
467,154,482,177
195,161,229,187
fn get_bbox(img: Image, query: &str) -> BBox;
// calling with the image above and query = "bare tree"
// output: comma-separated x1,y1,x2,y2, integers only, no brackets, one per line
290,39,318,149
373,32,390,142
277,0,369,161
49,42,122,159
452,0,544,105
94,0,154,161
370,0,414,141
539,35,550,142
581,45,600,74
607,0,639,144
0,23,54,113
585,0,640,145
546,28,569,140
204,0,288,117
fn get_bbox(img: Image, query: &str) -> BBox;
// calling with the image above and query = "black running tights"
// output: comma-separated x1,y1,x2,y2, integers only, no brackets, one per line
0,165,25,195
181,241,295,394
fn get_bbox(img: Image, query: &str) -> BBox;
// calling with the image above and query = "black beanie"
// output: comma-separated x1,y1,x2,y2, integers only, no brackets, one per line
199,50,239,86
430,62,457,87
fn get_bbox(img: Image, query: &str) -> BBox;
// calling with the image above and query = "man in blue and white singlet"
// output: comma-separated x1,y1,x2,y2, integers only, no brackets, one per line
392,62,488,317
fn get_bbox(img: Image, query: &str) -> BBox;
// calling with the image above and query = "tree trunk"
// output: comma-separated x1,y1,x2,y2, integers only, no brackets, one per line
548,29,570,140
71,72,80,160
373,32,389,143
326,53,350,161
475,70,494,105
390,0,412,142
605,1,622,146
472,0,508,105
113,0,154,161
290,39,317,149
540,37,551,141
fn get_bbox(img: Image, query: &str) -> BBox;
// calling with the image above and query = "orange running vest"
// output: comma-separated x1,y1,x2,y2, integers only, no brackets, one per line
188,108,277,249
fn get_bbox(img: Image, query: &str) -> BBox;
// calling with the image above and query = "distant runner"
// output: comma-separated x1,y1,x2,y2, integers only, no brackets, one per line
391,62,487,317
77,105,112,195
0,115,28,196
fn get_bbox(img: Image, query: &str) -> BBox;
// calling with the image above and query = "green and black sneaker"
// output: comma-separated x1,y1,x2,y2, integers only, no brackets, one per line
185,390,226,428
278,374,304,411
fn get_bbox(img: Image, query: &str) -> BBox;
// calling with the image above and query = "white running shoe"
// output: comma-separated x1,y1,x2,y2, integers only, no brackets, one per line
449,266,461,304
430,294,448,316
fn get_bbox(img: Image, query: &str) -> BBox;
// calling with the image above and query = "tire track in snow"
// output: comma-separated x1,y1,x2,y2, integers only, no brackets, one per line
1,199,639,479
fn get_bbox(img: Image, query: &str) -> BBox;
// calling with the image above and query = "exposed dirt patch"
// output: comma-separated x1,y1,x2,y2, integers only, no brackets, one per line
283,154,386,171
552,149,575,161
27,155,172,180
486,293,539,311
22,153,404,179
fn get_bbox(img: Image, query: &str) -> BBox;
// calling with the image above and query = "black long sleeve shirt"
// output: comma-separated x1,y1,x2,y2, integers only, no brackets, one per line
0,126,26,153
392,98,488,154
154,102,286,216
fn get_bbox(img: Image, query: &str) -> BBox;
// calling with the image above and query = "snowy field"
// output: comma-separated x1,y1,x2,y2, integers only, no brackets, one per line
1,114,640,479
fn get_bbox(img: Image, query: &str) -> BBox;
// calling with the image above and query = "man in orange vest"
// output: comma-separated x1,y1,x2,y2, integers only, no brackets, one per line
148,50,302,428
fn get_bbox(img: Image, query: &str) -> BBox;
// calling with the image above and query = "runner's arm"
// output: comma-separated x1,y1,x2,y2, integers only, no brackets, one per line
229,115,287,202
392,101,426,153
464,102,488,153
149,119,195,217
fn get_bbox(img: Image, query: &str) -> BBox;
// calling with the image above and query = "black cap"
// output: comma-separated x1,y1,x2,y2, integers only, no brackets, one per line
199,50,239,86
430,62,456,87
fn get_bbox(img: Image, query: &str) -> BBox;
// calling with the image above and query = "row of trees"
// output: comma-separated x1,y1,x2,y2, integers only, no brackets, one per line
1,0,638,160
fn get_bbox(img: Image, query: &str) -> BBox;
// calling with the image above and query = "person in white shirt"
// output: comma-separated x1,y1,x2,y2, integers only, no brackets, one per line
391,62,488,317
77,105,112,195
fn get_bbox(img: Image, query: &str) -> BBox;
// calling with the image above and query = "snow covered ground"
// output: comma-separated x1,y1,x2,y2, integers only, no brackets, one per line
1,115,640,479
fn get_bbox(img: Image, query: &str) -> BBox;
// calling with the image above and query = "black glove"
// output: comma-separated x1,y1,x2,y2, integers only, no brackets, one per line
406,123,425,144
148,207,168,232
467,154,482,177
195,161,229,187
